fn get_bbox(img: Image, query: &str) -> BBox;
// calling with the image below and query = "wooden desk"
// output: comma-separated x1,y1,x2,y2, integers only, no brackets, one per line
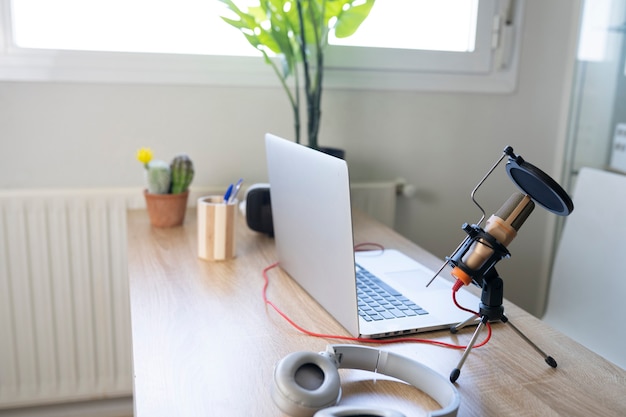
127,209,626,417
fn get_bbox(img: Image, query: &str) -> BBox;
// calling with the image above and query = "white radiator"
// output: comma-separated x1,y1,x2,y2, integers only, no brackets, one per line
350,179,413,228
0,183,404,410
0,189,143,409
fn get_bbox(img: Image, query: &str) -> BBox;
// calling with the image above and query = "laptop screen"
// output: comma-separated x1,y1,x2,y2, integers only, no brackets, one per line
265,133,360,336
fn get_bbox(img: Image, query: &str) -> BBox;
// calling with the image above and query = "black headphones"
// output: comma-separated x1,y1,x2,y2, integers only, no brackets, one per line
271,344,460,417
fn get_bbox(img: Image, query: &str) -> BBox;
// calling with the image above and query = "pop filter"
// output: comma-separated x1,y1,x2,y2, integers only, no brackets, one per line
504,148,574,216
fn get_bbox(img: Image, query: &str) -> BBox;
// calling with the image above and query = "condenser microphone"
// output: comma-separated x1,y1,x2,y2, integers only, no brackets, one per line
451,192,535,286
426,146,574,290
431,147,573,383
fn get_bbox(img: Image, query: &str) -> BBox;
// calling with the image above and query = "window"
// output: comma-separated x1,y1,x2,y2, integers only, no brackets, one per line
0,0,522,93
11,0,477,55
10,0,257,56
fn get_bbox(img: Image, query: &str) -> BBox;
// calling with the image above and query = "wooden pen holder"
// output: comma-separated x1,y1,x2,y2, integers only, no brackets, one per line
197,196,237,261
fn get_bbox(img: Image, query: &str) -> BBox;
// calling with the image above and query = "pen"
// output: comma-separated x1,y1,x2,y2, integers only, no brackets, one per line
223,183,233,203
228,178,244,203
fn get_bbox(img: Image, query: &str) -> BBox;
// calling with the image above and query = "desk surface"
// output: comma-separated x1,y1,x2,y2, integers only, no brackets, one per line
127,209,626,417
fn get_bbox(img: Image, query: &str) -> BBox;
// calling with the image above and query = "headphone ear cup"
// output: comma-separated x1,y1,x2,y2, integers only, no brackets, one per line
272,351,342,417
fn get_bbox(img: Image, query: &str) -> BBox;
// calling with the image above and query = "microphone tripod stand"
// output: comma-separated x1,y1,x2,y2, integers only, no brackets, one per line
448,266,557,383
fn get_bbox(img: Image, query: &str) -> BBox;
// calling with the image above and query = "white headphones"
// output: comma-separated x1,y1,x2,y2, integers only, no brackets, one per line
271,344,460,417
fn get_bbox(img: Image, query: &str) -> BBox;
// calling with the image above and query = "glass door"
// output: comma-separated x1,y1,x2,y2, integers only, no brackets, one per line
563,0,626,190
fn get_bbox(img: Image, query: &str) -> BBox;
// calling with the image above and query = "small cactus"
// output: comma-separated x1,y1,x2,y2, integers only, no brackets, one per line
146,160,171,194
169,154,194,194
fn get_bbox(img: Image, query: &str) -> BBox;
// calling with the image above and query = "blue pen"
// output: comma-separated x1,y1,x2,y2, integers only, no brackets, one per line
223,183,234,203
228,178,244,203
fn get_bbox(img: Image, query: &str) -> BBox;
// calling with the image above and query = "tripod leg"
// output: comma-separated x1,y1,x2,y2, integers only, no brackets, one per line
450,313,479,334
450,316,488,383
504,318,557,368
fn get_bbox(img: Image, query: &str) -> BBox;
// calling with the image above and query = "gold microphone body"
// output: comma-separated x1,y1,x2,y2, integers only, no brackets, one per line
452,193,535,286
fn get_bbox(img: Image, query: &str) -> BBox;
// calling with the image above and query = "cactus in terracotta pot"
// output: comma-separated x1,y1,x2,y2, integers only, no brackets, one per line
136,147,194,228
170,154,194,194
146,160,171,194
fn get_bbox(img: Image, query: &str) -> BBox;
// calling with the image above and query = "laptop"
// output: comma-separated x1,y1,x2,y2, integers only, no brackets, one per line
265,133,480,338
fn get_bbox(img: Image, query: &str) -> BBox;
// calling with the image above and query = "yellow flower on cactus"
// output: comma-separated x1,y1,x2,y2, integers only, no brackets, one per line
136,147,153,167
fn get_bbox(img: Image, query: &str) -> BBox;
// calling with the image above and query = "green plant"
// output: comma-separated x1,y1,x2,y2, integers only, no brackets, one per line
170,154,195,194
146,160,172,194
219,0,375,150
137,148,194,194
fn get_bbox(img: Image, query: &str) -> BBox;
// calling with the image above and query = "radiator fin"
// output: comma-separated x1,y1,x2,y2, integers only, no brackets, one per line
350,181,399,228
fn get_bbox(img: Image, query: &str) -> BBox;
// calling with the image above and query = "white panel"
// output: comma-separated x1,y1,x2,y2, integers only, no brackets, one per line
26,199,57,399
4,199,39,400
0,201,19,401
0,191,135,408
543,168,626,369
48,197,78,397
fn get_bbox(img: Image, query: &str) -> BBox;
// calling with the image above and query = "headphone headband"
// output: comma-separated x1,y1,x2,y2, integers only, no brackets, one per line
272,344,460,417
327,345,459,417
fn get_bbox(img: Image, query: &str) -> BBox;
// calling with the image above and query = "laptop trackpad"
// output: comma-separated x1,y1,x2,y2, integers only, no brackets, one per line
384,269,452,293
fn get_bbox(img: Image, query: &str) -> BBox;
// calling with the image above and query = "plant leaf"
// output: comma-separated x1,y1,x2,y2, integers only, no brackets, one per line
333,0,375,38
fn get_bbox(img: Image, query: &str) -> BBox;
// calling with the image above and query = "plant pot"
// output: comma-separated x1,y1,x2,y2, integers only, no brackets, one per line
144,189,189,228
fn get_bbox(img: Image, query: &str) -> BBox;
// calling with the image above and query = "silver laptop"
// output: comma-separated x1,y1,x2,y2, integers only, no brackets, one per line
265,133,479,338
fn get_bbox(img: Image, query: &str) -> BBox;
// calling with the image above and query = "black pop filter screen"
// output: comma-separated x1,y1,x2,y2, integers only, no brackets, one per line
506,158,574,216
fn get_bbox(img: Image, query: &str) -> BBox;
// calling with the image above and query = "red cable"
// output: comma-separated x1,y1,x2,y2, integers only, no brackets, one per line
353,242,385,252
262,262,492,349
451,279,493,342
452,280,480,316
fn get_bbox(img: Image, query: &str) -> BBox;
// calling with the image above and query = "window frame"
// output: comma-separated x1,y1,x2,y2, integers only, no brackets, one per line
0,0,523,93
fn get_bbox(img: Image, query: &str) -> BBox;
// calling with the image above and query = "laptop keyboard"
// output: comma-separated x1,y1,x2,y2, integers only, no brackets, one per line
356,264,429,321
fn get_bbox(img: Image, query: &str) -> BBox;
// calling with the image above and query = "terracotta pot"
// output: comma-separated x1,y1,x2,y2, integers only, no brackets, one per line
144,189,189,228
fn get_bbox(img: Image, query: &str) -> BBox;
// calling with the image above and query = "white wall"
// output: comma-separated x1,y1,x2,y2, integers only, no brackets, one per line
0,1,580,317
